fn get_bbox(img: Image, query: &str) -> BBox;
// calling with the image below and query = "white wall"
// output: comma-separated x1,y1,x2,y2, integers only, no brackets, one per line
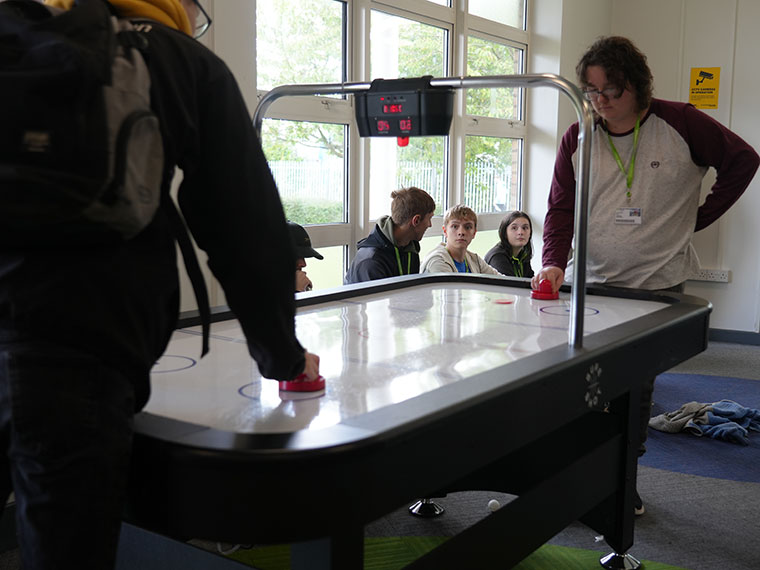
524,0,562,240
209,1,257,113
175,0,255,313
556,0,612,133
722,0,760,333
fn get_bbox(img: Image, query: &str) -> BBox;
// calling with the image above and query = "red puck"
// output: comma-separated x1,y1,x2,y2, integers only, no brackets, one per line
279,373,326,392
531,279,559,300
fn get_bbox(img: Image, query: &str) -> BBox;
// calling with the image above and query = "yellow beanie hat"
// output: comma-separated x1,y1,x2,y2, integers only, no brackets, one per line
45,0,193,36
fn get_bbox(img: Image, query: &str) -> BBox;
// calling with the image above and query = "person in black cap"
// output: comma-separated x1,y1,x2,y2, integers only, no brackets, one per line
288,221,324,292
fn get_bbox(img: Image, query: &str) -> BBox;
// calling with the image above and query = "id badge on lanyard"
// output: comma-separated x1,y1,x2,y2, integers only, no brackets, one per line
615,208,642,225
608,115,642,226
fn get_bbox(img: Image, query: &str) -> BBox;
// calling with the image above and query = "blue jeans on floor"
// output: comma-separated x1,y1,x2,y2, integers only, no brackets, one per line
0,341,135,570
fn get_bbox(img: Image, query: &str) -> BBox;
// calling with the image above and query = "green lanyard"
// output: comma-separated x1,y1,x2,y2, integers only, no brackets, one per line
394,247,411,276
606,115,641,202
510,256,523,277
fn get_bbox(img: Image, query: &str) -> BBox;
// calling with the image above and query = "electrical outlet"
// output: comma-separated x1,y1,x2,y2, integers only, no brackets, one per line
692,268,730,282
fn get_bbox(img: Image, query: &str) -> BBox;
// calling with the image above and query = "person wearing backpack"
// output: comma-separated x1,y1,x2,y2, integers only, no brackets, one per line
0,0,319,568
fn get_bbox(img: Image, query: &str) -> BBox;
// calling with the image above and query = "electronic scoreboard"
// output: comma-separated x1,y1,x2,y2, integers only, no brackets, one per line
355,76,455,143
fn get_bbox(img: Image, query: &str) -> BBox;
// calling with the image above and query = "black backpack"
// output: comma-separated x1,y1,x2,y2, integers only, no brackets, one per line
0,0,163,246
0,0,211,354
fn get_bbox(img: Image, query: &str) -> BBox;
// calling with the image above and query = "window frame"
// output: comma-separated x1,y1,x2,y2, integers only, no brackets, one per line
460,29,528,226
249,0,530,278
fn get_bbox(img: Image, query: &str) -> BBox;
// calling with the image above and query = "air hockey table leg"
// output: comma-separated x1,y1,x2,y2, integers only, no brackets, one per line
408,497,445,517
600,551,641,569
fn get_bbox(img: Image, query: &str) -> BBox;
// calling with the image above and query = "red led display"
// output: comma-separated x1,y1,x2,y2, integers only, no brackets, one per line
399,118,412,131
377,120,391,132
382,103,404,114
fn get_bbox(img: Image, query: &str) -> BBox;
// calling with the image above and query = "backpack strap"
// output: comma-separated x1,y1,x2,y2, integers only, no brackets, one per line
126,23,212,357
116,25,148,60
162,188,211,357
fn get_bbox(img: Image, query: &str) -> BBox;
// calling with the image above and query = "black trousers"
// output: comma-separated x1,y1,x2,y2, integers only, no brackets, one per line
638,282,686,456
0,341,135,570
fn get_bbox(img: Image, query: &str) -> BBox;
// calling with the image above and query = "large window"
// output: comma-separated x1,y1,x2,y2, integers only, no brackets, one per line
464,35,524,215
253,0,529,289
466,36,523,120
369,10,448,79
261,119,347,224
256,0,351,289
464,135,520,214
369,137,447,220
468,0,525,29
369,9,448,219
256,0,346,90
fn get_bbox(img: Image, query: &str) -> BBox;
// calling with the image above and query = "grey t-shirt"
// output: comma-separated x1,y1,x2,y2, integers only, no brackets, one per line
544,99,759,290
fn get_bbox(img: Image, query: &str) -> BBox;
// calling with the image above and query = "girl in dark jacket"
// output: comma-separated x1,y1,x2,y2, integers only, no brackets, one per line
484,211,535,278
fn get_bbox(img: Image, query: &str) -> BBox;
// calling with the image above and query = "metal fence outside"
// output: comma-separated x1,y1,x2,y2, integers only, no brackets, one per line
270,159,513,212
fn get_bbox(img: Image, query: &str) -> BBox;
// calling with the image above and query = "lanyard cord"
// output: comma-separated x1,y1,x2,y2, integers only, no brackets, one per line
394,247,411,276
511,256,523,277
606,115,641,201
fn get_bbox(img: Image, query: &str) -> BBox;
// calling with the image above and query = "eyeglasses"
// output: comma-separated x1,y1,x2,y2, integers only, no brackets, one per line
582,86,623,101
191,0,212,39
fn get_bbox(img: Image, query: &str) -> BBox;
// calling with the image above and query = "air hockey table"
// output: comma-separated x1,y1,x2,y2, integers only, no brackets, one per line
121,273,711,569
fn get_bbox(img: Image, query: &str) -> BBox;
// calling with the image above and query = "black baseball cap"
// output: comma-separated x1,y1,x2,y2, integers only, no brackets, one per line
287,222,323,260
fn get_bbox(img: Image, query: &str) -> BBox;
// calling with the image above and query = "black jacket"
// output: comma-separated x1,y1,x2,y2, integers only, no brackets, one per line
345,219,420,284
0,21,304,409
484,243,534,278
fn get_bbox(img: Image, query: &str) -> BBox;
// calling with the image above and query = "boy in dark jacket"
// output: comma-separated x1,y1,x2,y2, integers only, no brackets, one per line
345,187,435,284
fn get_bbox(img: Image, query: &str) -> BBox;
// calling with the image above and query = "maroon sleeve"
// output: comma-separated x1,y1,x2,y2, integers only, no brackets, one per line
542,123,580,271
655,101,759,231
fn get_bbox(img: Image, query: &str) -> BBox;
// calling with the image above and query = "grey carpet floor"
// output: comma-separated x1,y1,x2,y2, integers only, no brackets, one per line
364,342,760,570
362,465,760,570
550,466,760,570
669,341,760,380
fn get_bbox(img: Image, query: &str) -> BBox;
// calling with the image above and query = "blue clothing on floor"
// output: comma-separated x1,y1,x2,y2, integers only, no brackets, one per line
695,413,749,445
651,399,760,446
711,399,760,430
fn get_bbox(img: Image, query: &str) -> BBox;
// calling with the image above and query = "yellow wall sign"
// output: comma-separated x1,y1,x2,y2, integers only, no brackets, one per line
689,67,720,109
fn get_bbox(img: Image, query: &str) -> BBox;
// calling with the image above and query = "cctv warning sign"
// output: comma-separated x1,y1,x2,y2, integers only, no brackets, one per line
689,67,720,109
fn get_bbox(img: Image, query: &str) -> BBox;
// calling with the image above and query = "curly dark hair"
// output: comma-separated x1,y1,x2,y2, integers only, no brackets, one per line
576,36,653,111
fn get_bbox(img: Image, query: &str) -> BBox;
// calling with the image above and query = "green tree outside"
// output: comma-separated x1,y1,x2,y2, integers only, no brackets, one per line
257,0,523,223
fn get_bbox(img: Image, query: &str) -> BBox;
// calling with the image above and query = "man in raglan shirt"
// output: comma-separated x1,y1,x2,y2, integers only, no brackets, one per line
533,35,759,516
